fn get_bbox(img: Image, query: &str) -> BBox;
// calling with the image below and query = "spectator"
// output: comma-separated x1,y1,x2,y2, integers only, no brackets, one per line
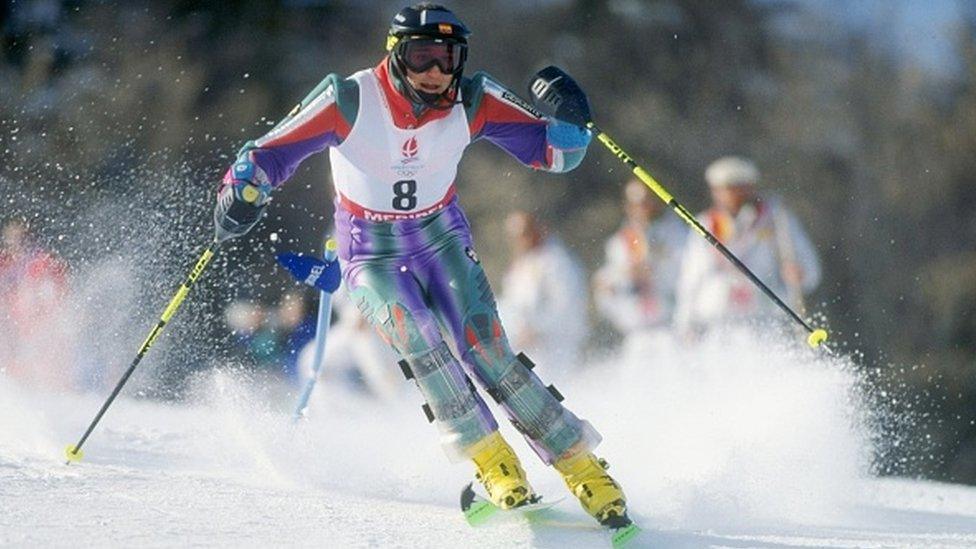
593,178,687,351
224,298,278,370
0,218,72,388
497,210,589,376
273,290,317,381
673,156,821,337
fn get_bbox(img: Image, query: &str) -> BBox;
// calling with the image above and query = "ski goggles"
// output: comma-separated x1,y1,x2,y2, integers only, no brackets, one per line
398,39,467,75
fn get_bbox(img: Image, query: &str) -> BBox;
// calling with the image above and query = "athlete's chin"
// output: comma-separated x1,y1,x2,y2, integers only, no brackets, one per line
412,82,449,94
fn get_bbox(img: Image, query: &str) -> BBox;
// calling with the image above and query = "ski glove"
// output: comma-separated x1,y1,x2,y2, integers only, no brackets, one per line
213,155,273,243
528,65,592,127
276,252,342,294
547,120,592,151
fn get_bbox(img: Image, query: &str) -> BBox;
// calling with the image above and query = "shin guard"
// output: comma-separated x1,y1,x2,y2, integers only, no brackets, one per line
483,353,600,464
400,342,497,462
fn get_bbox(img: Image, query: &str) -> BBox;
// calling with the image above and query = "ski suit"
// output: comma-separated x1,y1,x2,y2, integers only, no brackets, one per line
231,58,599,463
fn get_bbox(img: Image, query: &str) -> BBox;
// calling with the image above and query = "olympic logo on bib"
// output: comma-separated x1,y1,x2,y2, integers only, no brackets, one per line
401,136,420,164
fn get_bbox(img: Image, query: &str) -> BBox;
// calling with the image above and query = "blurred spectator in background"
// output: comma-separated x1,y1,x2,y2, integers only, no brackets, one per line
225,291,317,381
297,288,401,400
674,156,821,338
0,218,73,388
497,210,588,376
224,298,278,369
593,178,687,354
274,290,317,381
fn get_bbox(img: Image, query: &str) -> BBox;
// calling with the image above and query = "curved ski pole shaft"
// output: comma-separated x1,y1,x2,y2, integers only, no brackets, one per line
587,122,830,352
65,241,220,464
292,239,339,421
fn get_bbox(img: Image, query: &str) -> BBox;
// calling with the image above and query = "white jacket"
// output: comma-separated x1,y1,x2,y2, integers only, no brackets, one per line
594,215,688,333
497,236,588,370
673,196,821,334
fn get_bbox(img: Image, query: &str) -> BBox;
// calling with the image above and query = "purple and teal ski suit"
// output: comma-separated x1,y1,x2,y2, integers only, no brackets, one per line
230,58,599,463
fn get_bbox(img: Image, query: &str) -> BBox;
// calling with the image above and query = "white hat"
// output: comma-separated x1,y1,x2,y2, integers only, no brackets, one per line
705,156,759,187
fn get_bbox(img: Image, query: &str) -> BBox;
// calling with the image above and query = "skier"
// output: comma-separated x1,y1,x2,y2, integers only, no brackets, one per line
212,3,631,528
673,156,821,337
497,210,589,379
593,178,687,349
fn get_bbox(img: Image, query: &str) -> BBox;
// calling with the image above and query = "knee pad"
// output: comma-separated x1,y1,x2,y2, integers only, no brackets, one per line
459,312,514,375
350,288,434,355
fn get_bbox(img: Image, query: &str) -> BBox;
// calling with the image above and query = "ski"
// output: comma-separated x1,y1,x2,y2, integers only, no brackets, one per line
458,483,642,547
459,482,562,526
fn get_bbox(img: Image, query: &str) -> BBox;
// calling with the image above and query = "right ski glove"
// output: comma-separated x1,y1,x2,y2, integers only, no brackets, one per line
213,154,273,242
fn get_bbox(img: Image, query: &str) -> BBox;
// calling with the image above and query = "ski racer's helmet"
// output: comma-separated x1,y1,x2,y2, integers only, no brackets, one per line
386,3,471,110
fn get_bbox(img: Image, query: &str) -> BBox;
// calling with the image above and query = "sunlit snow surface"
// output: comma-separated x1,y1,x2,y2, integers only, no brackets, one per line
3,331,976,547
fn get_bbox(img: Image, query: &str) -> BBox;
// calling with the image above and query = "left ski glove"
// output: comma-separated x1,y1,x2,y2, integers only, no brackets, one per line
213,155,273,242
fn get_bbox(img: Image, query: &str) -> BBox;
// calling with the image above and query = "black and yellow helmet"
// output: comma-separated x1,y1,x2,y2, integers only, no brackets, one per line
386,4,471,111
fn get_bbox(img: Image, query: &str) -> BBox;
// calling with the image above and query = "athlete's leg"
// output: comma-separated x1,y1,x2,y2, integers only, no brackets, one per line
420,225,630,524
418,228,600,465
342,253,497,462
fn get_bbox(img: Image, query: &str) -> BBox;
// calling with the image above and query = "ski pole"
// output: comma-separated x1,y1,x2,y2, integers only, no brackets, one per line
588,127,829,351
528,66,828,351
291,239,339,421
64,241,220,464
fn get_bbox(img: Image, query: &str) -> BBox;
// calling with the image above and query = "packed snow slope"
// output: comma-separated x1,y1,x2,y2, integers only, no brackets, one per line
3,331,976,548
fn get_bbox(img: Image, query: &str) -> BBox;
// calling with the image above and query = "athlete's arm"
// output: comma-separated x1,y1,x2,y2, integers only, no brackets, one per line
213,74,359,241
230,74,360,188
462,72,589,173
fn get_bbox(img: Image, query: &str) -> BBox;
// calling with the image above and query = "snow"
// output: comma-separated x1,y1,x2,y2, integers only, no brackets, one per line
3,331,976,547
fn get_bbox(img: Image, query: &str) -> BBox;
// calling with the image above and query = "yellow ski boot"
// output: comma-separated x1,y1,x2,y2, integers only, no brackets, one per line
470,431,535,509
554,451,630,527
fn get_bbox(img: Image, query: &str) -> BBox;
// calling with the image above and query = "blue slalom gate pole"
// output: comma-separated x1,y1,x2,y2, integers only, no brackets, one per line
289,239,339,421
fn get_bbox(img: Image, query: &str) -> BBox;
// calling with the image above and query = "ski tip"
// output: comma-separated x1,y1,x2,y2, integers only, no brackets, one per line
460,482,476,512
610,523,641,548
64,444,84,464
807,328,828,348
